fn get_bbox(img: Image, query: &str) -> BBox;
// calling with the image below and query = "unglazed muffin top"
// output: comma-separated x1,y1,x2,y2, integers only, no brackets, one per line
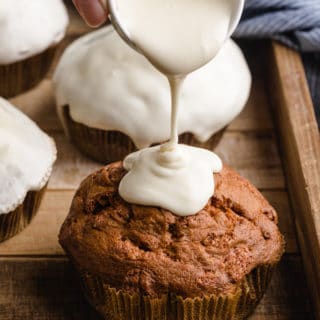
59,162,284,298
54,26,251,149
0,98,57,214
0,0,68,64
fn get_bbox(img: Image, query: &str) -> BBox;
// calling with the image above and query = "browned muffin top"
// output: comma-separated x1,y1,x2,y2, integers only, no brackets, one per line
59,162,284,298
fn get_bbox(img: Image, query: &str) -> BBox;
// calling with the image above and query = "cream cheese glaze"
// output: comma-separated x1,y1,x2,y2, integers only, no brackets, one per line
0,0,69,65
54,26,251,149
0,98,57,214
113,0,242,215
119,145,222,216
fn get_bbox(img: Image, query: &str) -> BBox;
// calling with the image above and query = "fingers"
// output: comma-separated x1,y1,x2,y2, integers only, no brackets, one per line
73,0,108,28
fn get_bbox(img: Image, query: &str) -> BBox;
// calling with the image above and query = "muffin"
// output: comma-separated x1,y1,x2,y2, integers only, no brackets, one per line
0,98,57,242
53,26,251,163
0,0,69,98
59,162,284,319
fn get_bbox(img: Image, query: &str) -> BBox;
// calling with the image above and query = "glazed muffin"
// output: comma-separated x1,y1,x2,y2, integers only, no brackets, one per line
0,0,69,98
59,162,284,319
0,98,57,242
53,26,251,163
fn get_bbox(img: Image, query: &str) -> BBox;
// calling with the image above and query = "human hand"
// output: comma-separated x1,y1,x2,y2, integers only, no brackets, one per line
73,0,108,27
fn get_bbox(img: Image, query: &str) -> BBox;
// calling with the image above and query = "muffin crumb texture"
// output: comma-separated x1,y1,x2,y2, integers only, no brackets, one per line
59,162,284,299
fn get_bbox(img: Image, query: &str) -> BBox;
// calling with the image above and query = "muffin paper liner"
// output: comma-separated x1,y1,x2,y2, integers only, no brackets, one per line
0,47,56,98
0,186,46,242
77,264,274,320
63,106,226,164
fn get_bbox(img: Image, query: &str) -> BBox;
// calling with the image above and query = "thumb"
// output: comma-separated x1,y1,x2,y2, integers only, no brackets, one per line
73,0,108,28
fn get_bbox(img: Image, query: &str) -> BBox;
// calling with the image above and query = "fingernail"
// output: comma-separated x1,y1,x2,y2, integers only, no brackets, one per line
74,0,108,27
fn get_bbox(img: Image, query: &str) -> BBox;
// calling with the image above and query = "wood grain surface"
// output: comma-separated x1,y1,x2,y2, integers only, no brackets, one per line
0,255,312,320
0,3,316,320
268,42,320,319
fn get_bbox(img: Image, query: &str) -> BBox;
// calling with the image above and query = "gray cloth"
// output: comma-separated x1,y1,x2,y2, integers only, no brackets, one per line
234,0,320,126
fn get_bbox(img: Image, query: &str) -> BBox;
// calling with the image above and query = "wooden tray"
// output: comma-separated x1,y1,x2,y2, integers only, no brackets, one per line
1,5,319,320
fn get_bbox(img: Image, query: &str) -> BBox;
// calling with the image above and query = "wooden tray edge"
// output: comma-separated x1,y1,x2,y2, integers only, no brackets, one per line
268,40,320,319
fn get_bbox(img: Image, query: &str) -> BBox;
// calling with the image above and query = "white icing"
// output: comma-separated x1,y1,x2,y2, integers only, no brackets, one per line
115,0,242,216
119,145,222,216
0,98,57,214
120,74,223,215
0,0,69,64
54,26,251,149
